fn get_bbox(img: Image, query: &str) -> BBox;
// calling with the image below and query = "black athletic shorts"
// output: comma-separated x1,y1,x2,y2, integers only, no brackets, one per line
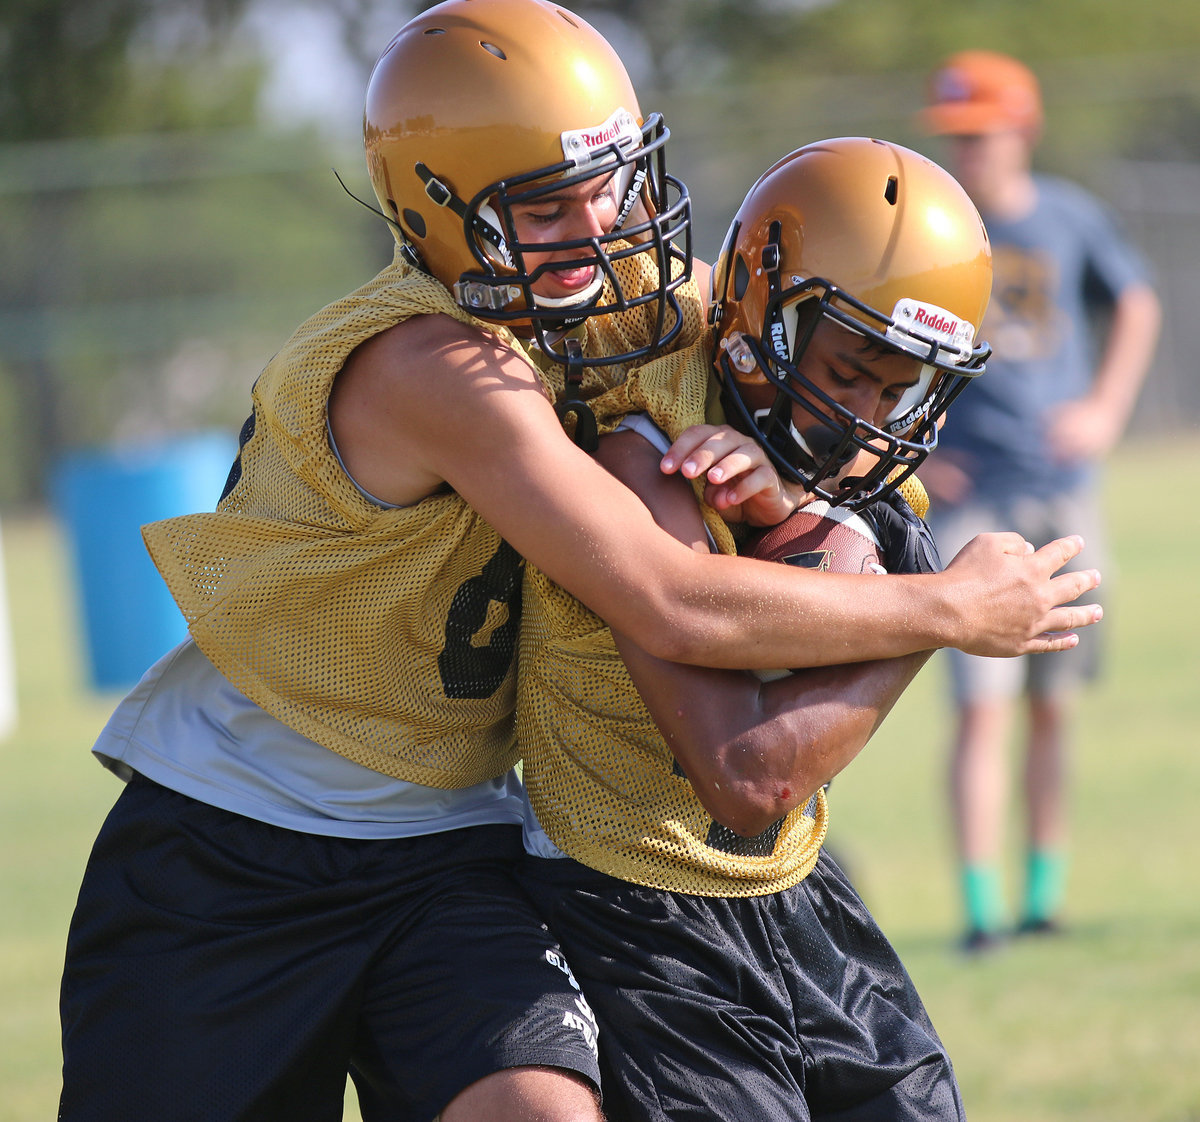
519,849,964,1122
59,775,600,1122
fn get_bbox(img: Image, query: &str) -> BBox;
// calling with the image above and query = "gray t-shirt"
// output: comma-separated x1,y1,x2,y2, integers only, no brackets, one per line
937,174,1150,500
93,637,526,838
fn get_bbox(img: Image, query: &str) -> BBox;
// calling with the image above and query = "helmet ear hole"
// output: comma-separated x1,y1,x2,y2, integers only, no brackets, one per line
402,208,426,238
733,254,751,301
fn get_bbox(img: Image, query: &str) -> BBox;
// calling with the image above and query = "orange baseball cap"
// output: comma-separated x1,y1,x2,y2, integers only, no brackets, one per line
921,50,1043,135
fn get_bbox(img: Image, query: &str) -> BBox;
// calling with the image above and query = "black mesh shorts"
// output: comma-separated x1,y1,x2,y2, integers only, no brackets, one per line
519,849,964,1122
59,775,600,1122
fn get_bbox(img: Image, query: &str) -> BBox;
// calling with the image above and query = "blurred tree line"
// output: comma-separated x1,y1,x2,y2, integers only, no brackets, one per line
3,0,1200,505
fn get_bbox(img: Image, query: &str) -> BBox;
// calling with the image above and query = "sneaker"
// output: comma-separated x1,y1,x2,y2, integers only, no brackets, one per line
960,928,1004,955
1016,916,1062,938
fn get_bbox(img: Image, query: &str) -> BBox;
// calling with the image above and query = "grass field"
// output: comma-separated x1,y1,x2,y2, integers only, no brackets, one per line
2,435,1198,1122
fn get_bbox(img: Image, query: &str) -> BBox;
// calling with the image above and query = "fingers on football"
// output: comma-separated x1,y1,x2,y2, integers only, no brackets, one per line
692,436,766,486
661,424,729,477
711,463,778,507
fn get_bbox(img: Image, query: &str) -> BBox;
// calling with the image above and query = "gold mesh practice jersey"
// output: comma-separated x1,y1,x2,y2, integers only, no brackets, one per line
144,246,702,788
518,339,830,897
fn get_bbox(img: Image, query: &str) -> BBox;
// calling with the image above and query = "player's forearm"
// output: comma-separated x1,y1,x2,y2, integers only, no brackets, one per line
719,652,933,836
475,421,951,670
494,473,1098,670
652,561,956,668
618,633,931,837
650,532,1101,671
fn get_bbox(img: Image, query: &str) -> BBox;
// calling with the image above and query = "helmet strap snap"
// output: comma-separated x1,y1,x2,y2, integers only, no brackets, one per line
554,338,599,452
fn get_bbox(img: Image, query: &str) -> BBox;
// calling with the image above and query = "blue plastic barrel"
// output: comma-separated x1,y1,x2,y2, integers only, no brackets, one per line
53,430,238,691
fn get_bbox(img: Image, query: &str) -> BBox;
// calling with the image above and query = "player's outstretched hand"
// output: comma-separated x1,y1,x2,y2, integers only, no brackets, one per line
942,532,1102,656
660,424,801,527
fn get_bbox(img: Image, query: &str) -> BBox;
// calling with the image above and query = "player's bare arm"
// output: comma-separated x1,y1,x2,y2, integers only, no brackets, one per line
598,426,929,837
330,314,1102,669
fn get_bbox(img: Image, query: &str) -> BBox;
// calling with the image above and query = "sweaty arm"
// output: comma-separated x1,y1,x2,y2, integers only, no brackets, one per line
329,314,1102,671
597,428,929,837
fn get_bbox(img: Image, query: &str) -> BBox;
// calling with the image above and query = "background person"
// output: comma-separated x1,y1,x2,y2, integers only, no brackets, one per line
919,49,1161,951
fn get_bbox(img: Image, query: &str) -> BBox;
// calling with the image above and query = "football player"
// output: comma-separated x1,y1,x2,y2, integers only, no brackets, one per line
58,0,1103,1116
60,4,691,1119
516,139,1099,1120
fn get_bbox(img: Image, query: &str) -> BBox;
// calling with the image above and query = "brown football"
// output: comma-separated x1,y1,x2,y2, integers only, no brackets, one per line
746,500,884,575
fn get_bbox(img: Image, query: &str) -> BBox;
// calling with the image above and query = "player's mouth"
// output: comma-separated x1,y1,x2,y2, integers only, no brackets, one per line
544,263,597,292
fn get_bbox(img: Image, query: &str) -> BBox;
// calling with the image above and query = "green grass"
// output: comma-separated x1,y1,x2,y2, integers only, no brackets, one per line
827,434,1200,1122
2,434,1198,1121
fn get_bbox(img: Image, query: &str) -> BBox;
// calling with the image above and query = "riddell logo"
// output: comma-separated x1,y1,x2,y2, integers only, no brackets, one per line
913,307,959,336
561,109,637,165
580,122,624,149
769,319,789,358
889,297,975,357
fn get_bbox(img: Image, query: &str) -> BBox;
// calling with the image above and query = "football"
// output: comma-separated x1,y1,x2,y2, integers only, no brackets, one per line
745,500,884,575
746,501,885,682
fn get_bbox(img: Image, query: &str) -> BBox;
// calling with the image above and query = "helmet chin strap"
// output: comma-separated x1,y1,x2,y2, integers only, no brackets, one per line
554,338,599,452
415,162,509,263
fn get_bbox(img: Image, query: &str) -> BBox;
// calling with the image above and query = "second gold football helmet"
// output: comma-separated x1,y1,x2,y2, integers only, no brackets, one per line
711,137,993,507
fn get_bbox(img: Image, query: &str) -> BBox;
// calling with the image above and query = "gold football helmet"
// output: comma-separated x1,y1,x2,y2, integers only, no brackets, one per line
363,0,691,366
710,137,993,508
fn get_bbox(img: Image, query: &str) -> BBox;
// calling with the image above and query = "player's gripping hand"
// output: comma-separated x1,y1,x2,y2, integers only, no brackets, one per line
942,533,1103,656
860,489,943,575
659,424,802,527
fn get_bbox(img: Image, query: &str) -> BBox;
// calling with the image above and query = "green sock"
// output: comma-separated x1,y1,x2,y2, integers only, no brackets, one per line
962,864,1004,934
1024,849,1067,923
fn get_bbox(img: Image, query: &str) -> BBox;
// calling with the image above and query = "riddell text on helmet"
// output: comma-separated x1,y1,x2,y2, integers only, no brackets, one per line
912,307,959,336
